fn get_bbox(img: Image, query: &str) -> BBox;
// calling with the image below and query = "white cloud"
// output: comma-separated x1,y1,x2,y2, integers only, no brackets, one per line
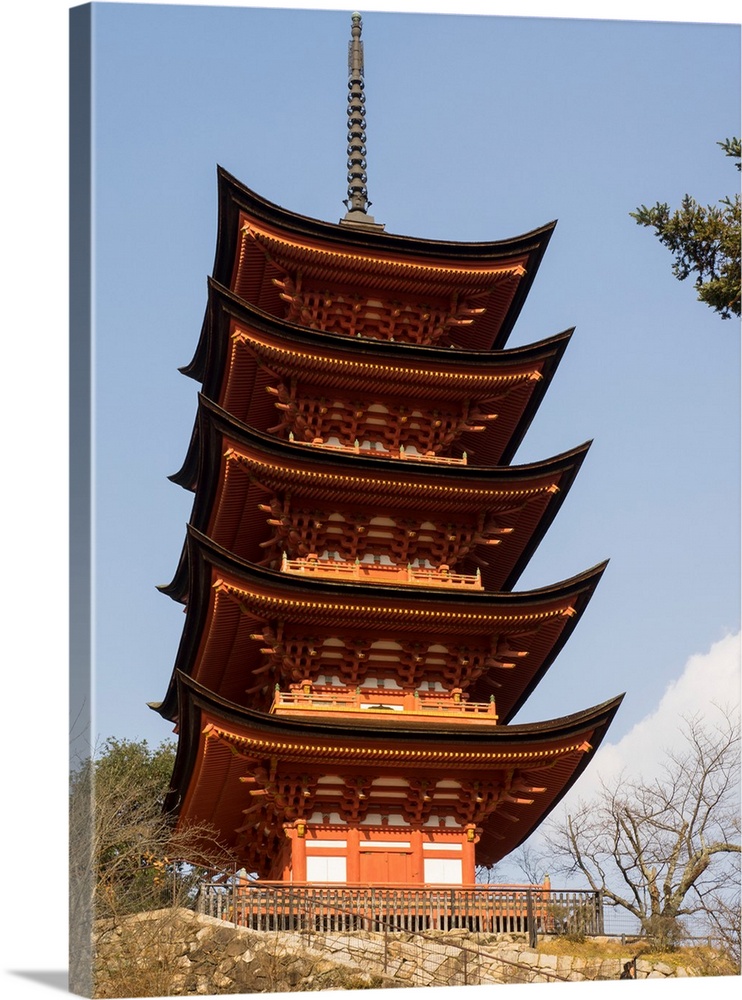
570,631,741,805
498,632,742,882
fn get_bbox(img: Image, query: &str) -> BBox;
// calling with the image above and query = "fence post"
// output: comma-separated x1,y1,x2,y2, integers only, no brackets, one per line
526,890,537,949
597,890,605,936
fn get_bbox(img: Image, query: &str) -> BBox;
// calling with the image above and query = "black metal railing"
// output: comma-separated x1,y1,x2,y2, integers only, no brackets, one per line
195,882,604,938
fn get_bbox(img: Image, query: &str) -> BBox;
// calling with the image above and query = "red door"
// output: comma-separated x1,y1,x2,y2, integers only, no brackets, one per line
360,850,414,883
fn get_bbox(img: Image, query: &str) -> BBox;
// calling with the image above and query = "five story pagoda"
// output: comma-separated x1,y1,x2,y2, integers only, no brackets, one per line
155,14,622,887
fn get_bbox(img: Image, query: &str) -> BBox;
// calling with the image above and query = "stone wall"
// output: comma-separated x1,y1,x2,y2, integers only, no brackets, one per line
93,908,695,996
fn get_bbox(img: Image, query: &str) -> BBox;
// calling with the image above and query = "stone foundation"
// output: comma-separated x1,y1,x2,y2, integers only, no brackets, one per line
92,908,696,995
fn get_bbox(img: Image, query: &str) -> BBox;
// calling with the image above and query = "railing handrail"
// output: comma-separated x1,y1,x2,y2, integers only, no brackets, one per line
294,438,468,465
280,554,482,590
271,688,497,718
227,881,553,891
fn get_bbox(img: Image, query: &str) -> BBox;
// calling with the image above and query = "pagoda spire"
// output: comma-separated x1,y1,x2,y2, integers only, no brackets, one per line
341,13,384,230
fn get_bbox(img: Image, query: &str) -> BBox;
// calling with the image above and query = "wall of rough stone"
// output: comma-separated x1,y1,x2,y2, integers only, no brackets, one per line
93,908,695,995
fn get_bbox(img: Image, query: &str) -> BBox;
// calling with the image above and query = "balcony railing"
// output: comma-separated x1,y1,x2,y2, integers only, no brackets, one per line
271,685,498,721
291,435,468,465
196,881,604,938
280,554,482,590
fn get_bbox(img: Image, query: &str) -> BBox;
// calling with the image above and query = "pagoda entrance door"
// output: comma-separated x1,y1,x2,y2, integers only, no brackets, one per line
359,847,415,884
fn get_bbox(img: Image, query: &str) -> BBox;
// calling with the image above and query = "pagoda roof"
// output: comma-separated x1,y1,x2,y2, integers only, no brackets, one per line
170,394,590,591
181,280,571,466
212,167,556,351
156,526,607,725
163,671,623,868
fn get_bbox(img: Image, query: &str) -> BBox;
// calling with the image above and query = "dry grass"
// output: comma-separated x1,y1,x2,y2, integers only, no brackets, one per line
538,937,636,959
537,936,739,978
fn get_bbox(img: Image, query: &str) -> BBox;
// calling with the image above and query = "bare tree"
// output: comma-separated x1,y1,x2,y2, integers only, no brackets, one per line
507,842,551,886
70,738,234,995
543,706,741,952
703,886,742,967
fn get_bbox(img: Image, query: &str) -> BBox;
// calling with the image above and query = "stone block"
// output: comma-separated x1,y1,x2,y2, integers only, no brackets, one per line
497,949,524,966
652,961,674,976
517,950,540,967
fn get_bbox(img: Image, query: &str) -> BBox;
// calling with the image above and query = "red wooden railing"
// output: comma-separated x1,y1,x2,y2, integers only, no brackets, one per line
271,686,498,720
293,437,469,465
280,554,482,590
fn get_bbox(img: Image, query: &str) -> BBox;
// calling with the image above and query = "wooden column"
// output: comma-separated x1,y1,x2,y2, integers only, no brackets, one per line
410,828,424,884
462,826,479,884
346,827,361,883
285,822,307,883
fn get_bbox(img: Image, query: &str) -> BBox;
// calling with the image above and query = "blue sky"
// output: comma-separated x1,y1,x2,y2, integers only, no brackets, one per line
3,2,740,996
82,3,740,752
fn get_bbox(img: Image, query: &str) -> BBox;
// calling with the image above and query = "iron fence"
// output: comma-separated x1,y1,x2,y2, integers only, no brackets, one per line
195,881,604,940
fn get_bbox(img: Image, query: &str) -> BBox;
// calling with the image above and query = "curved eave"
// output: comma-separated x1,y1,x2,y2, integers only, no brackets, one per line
177,669,624,748
178,280,572,468
174,524,607,618
164,671,623,866
155,526,607,724
211,167,555,350
478,689,623,864
176,391,590,498
168,394,589,591
184,277,572,388
157,543,190,604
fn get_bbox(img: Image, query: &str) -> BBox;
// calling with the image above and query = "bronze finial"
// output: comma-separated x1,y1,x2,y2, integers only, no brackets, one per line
341,13,384,230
